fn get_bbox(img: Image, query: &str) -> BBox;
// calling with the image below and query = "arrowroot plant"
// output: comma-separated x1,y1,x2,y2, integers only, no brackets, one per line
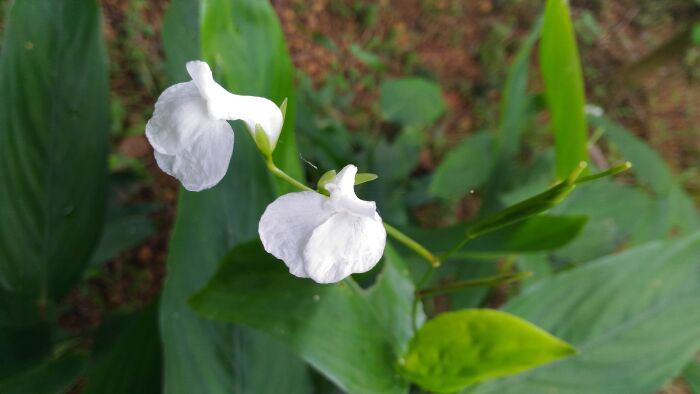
1,0,699,393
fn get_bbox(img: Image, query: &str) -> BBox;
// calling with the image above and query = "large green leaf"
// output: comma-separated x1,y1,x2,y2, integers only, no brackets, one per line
540,0,589,179
159,0,311,393
0,0,109,323
191,241,417,394
400,309,574,393
472,231,700,394
379,78,446,126
430,132,495,201
590,114,700,240
0,353,85,394
82,304,162,394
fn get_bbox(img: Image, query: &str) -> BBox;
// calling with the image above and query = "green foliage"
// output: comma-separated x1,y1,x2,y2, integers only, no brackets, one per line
400,309,574,393
0,0,109,324
159,1,311,393
82,304,162,394
191,241,419,394
0,353,85,394
472,231,700,394
380,78,446,126
430,132,495,201
540,0,589,179
684,360,700,394
89,200,157,266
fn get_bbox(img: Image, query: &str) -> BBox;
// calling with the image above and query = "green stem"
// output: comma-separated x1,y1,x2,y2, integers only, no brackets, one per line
264,157,440,268
266,157,314,192
384,223,441,268
416,271,532,298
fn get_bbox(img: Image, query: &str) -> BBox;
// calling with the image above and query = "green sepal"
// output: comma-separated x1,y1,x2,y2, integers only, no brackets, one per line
354,173,379,185
254,124,273,157
279,97,288,120
316,170,336,195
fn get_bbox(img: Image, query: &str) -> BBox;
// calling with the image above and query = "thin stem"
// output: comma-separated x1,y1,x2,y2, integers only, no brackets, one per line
416,271,532,298
265,157,314,192
384,223,441,268
264,157,440,269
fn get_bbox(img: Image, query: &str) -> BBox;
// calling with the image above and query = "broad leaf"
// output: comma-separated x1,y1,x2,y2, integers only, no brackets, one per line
159,0,311,393
0,353,85,394
0,0,109,322
400,309,574,393
191,241,418,394
82,304,162,394
540,0,589,179
430,132,495,200
472,231,700,394
380,78,446,126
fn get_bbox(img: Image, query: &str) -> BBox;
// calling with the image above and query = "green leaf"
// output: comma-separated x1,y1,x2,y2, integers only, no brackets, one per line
540,0,589,179
0,353,85,394
400,309,574,393
430,132,495,200
159,1,312,393
403,215,586,258
590,114,700,239
82,304,162,394
0,0,109,320
349,44,384,71
496,19,541,161
200,0,302,195
89,201,157,266
190,241,417,394
459,215,587,257
684,360,700,394
472,231,700,394
380,78,446,126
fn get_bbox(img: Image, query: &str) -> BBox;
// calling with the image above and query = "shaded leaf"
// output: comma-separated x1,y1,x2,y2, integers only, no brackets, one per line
430,133,495,200
0,353,85,394
191,241,416,394
380,78,446,126
472,231,700,394
0,0,109,320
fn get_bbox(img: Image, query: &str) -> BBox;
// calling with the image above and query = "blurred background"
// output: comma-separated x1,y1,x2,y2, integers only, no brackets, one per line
0,0,699,392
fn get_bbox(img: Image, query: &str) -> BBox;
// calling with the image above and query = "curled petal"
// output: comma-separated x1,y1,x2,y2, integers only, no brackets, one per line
325,164,377,218
186,60,283,149
152,120,234,192
259,192,334,278
303,212,386,284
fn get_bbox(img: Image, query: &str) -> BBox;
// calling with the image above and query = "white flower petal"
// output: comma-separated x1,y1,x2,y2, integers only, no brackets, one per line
152,119,234,191
145,81,212,155
325,164,377,218
186,60,283,148
259,192,334,278
302,212,386,284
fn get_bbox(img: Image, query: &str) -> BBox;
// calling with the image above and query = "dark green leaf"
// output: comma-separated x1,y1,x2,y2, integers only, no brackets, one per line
430,132,495,200
90,202,157,266
0,353,85,394
380,78,446,126
540,0,589,179
159,0,312,393
684,360,700,394
472,231,700,394
0,0,109,319
191,241,416,394
400,309,574,393
82,304,161,394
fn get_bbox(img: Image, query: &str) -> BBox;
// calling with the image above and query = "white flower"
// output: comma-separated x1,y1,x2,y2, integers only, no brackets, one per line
259,165,387,284
146,60,283,191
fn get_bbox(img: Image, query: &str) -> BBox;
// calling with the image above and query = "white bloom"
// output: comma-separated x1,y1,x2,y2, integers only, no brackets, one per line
259,165,387,284
146,60,283,191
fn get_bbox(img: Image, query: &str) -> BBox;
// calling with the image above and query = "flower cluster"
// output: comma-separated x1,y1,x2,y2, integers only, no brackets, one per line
146,61,386,283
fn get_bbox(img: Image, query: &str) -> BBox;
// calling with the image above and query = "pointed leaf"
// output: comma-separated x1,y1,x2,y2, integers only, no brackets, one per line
400,309,574,392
